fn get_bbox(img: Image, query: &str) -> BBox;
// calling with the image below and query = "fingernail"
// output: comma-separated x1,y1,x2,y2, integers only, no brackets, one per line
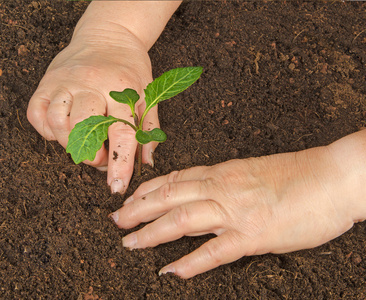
111,178,125,194
159,264,175,276
122,233,137,249
96,166,108,172
108,211,119,224
124,195,134,205
149,150,154,168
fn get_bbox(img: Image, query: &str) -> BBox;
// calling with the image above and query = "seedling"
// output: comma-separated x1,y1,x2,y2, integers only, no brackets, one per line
66,67,203,175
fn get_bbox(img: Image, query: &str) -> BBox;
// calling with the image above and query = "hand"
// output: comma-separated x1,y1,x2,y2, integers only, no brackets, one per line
27,26,158,193
110,146,359,278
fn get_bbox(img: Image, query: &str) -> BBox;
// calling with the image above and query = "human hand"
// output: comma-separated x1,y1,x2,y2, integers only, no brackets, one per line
27,27,157,193
110,146,360,278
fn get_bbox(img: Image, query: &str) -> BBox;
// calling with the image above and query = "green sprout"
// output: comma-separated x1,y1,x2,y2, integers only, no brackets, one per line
66,67,203,175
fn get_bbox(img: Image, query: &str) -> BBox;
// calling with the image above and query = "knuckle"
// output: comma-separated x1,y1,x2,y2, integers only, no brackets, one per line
109,122,136,139
203,241,223,265
70,116,87,128
47,111,67,129
117,163,134,177
159,182,175,202
167,170,180,183
171,205,190,228
205,200,225,225
199,177,214,197
26,106,41,126
139,228,156,247
119,209,136,229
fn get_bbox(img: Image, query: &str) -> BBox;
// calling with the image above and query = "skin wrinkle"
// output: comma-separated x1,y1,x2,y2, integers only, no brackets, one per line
211,162,271,239
201,174,232,229
299,148,347,228
328,141,365,222
71,28,152,71
50,36,151,88
262,154,293,200
44,68,107,106
208,167,243,226
204,199,226,232
75,90,107,118
104,20,151,52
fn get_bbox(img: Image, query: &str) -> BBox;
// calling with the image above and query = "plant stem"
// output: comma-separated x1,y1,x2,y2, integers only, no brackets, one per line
137,144,143,176
116,118,137,131
117,116,142,175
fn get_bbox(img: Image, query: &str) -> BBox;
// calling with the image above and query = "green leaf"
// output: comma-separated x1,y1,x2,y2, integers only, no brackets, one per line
135,128,167,145
144,67,203,112
109,89,140,115
66,115,118,164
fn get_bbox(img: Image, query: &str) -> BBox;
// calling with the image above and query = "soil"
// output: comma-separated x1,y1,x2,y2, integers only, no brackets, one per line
1,0,366,299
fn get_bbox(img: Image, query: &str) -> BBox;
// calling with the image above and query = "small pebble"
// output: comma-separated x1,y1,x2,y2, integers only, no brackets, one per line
288,63,296,71
352,253,362,265
18,45,29,56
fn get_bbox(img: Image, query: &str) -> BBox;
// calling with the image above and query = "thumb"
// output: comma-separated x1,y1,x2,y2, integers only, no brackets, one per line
27,89,55,141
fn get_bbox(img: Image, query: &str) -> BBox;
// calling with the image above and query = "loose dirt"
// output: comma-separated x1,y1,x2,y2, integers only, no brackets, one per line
1,1,365,298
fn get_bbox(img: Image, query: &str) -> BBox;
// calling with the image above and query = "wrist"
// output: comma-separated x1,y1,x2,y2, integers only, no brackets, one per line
327,130,366,222
74,1,181,50
66,19,153,87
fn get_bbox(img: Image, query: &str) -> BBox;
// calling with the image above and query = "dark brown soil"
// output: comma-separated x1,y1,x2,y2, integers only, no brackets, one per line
1,0,366,299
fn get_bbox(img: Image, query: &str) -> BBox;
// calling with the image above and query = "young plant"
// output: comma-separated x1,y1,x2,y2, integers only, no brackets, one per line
66,66,203,175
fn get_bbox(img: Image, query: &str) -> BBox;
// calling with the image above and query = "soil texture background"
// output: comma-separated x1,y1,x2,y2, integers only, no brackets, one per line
1,0,366,299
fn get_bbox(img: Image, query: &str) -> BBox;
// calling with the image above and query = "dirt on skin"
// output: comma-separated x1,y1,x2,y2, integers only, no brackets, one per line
1,0,366,299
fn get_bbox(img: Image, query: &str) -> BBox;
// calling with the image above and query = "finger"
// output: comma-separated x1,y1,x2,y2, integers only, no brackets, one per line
27,90,55,140
46,88,74,148
140,105,159,167
69,91,108,167
114,179,210,229
107,100,138,194
69,91,107,124
159,231,246,279
121,200,225,249
126,166,210,202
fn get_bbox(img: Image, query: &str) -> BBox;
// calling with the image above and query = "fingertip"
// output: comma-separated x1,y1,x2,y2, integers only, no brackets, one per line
158,264,176,277
168,233,244,278
142,141,159,167
110,178,127,194
83,145,109,168
107,125,136,194
147,149,155,168
122,232,137,249
107,160,132,195
96,165,108,172
27,93,55,140
108,211,119,224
